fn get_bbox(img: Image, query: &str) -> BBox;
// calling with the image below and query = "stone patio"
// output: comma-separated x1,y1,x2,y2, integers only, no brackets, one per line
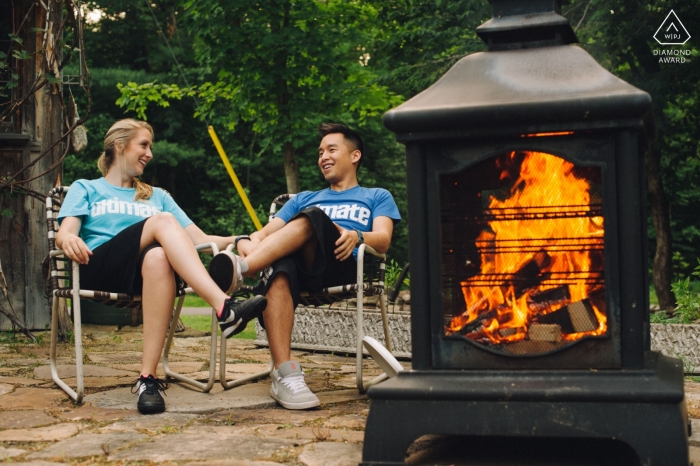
0,318,699,465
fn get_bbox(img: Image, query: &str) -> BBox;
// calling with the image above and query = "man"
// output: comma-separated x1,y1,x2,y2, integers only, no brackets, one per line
209,123,400,409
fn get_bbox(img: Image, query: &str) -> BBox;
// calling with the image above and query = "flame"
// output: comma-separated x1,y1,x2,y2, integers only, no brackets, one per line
447,151,607,350
520,131,574,138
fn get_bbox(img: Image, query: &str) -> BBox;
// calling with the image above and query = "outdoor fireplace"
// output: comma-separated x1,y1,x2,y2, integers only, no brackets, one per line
361,1,688,465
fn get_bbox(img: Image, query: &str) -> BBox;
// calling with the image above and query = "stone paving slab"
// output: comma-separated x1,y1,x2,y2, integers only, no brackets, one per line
298,442,362,466
84,381,277,413
108,432,295,462
33,364,135,379
0,411,57,429
182,461,283,466
27,431,148,459
0,387,66,410
0,446,27,459
97,412,199,433
56,405,138,422
0,422,86,442
0,376,44,386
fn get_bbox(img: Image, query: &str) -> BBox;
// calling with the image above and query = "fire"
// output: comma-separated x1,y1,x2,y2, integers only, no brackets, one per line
446,151,606,351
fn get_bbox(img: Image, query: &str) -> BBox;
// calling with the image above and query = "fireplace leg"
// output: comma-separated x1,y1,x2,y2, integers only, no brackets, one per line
361,352,688,466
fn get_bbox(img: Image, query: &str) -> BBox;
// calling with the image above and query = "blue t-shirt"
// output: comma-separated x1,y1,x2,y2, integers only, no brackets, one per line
57,178,193,251
275,185,401,259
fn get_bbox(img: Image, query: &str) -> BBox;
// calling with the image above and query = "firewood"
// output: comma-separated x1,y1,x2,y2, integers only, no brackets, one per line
566,299,598,333
527,285,571,312
527,323,562,342
498,326,526,338
533,306,575,333
503,340,567,355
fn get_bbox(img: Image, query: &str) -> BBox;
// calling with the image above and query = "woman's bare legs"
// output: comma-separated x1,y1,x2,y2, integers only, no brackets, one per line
139,213,229,310
140,247,176,377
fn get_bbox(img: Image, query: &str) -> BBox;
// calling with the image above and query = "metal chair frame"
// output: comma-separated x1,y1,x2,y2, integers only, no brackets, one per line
46,186,219,403
219,194,393,393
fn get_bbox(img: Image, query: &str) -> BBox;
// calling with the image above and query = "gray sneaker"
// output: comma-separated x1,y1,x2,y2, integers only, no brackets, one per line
270,361,320,410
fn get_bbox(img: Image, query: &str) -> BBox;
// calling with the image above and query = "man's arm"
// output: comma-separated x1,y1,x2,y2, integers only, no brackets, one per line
334,216,394,261
235,217,286,257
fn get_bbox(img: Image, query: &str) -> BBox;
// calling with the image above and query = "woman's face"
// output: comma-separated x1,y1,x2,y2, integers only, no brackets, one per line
118,128,153,178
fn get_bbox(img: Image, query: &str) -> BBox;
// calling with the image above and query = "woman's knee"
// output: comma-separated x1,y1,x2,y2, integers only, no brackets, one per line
141,247,173,276
145,212,180,229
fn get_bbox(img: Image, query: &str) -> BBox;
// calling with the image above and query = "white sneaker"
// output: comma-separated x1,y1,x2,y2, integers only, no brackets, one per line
270,361,320,410
209,251,243,294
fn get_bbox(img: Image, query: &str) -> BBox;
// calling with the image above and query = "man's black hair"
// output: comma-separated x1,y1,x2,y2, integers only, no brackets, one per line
317,122,364,171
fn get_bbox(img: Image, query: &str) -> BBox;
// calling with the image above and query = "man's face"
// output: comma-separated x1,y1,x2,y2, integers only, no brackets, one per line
317,133,360,183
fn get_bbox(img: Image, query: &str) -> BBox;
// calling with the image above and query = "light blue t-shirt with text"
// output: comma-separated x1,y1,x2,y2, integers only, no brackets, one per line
57,178,193,251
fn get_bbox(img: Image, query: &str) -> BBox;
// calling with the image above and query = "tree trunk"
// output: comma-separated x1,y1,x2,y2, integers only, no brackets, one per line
647,145,675,313
282,141,299,194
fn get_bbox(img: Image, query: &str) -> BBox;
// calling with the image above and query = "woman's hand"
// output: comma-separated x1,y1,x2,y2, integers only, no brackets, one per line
60,233,93,265
334,223,358,261
56,216,92,264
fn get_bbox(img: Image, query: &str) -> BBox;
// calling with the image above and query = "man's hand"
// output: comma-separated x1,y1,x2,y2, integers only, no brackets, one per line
60,233,93,265
334,223,358,261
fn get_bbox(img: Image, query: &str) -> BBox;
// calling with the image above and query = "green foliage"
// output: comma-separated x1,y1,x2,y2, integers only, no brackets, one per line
385,259,410,291
670,259,700,323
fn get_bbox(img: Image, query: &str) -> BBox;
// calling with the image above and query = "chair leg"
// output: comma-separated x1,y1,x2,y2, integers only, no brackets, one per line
162,298,216,392
50,262,85,403
219,331,272,389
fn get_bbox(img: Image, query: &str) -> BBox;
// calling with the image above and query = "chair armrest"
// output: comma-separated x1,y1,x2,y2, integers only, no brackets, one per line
50,249,66,258
194,242,224,255
359,244,386,261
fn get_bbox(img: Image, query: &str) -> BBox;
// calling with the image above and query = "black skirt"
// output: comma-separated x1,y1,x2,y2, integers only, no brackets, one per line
79,219,148,295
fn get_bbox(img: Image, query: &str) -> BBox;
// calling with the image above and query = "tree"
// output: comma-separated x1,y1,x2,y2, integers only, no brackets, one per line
569,0,700,312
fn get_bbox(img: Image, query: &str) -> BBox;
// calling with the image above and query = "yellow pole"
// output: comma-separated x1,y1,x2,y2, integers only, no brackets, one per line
207,126,263,231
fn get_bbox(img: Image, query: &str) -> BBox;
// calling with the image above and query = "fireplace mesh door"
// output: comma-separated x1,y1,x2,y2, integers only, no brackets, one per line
441,151,607,355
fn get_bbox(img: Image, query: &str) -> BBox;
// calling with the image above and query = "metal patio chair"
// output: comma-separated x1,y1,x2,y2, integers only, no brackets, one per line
46,186,220,403
219,193,394,393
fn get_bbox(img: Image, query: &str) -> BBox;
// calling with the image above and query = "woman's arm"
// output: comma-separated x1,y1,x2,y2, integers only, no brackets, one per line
236,217,286,257
184,224,236,251
56,217,93,265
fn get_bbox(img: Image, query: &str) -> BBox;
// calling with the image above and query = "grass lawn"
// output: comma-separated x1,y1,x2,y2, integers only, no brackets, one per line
179,294,257,340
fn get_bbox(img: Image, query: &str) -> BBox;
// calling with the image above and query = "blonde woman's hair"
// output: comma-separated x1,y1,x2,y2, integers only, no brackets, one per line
97,118,154,202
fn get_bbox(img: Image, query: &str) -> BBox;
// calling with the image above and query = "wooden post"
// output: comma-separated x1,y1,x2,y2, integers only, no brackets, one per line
0,0,64,331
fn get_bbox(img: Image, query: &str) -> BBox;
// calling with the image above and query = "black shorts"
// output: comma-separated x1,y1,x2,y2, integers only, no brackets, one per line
252,206,357,310
79,219,178,295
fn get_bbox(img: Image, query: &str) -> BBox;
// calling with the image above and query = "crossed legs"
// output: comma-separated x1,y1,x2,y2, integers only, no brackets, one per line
137,213,230,377
240,216,317,369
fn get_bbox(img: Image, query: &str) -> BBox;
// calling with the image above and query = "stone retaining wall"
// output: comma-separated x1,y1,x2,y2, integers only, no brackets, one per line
255,306,412,358
256,307,700,372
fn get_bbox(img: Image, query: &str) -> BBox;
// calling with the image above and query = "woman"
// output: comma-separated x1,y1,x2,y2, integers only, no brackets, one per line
56,118,266,414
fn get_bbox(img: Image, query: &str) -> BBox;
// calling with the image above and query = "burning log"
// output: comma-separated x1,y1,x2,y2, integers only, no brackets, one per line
527,285,571,313
566,299,598,333
455,251,553,335
503,340,568,355
498,327,526,338
457,309,497,335
512,251,552,297
533,298,598,334
527,323,562,342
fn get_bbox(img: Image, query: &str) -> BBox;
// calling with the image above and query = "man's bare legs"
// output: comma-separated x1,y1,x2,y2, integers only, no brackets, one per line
242,216,319,369
265,274,295,367
242,216,316,277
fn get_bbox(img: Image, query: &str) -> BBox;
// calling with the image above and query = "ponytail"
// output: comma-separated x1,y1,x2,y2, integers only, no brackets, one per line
99,119,155,202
